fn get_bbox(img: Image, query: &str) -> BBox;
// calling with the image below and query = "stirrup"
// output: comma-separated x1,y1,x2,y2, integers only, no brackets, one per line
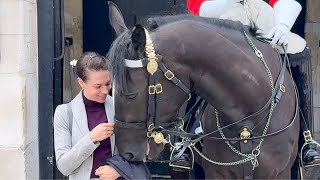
169,146,194,170
299,130,320,170
299,144,320,180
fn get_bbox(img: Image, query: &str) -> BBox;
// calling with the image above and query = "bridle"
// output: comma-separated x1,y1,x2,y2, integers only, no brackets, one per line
114,27,192,144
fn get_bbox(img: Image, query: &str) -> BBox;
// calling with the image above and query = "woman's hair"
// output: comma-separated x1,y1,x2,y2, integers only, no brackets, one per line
75,52,110,82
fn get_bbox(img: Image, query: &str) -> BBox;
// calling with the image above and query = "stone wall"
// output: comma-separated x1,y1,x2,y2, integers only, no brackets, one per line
305,0,320,139
0,0,39,179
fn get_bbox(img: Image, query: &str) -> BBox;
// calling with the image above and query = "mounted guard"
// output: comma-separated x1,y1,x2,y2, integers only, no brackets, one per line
186,0,320,171
107,0,320,178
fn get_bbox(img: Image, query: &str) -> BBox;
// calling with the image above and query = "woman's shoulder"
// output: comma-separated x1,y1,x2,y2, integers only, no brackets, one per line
54,103,68,117
56,92,83,111
105,95,114,108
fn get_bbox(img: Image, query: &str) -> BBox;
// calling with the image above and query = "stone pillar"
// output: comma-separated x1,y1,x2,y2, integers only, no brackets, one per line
0,0,38,179
302,0,320,178
305,0,320,140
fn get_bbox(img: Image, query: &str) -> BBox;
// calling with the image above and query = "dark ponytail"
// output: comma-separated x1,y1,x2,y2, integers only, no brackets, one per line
75,52,110,82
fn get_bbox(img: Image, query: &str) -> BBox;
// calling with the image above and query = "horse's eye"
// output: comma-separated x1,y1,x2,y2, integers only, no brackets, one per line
124,92,138,99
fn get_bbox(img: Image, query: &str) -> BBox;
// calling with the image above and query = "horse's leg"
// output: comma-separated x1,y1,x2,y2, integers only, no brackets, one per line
276,123,300,179
275,163,292,179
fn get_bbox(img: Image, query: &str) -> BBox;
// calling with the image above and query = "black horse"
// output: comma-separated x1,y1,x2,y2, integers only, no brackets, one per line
107,2,299,179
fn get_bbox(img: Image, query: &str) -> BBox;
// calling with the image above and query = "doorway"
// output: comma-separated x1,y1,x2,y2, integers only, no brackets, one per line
83,0,113,56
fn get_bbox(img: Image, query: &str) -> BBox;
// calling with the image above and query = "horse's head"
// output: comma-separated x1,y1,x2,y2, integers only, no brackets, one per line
108,2,191,161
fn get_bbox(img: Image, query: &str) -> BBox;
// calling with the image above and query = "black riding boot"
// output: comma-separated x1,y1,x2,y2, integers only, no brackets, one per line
169,152,191,179
290,48,320,166
170,95,199,179
302,143,320,166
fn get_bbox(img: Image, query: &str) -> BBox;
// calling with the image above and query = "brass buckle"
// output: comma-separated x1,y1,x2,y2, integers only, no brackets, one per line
148,123,155,132
303,130,313,142
164,70,174,80
155,83,163,94
149,85,155,94
280,84,286,93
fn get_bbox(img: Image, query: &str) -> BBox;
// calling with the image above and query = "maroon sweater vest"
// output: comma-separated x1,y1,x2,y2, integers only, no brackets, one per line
83,94,112,178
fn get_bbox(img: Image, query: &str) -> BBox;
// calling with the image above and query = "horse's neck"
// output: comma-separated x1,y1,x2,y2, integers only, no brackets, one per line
155,21,272,121
181,28,271,120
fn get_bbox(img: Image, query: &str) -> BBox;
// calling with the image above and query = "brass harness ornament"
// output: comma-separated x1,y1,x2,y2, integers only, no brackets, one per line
144,28,158,75
240,128,251,143
144,28,164,144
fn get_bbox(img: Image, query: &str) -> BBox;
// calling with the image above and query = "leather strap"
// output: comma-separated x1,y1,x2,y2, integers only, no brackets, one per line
239,126,254,180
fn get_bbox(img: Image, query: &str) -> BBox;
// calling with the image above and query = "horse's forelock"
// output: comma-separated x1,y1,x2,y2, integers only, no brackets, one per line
108,30,132,93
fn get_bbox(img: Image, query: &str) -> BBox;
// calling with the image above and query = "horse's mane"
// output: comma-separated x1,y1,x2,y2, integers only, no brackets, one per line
108,30,131,92
109,14,257,93
144,14,256,34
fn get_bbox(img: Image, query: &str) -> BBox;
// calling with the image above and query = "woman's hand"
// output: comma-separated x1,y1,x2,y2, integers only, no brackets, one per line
95,165,120,180
89,123,114,142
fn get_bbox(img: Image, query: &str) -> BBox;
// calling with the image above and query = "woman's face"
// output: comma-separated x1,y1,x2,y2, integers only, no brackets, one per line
78,69,112,103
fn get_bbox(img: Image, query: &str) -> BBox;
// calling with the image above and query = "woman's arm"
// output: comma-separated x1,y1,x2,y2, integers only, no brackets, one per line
54,104,99,176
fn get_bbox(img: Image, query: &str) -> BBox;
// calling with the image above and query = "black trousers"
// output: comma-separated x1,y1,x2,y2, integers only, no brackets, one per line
289,47,313,133
289,47,314,178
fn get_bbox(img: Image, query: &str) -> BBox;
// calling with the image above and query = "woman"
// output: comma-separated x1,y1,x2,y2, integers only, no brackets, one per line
54,52,120,180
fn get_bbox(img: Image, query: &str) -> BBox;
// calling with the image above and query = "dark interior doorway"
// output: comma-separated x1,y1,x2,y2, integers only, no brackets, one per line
83,0,113,56
292,0,306,37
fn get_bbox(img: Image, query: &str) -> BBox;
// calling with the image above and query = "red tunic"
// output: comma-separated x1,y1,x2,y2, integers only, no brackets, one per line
186,0,280,15
187,0,205,15
269,0,279,7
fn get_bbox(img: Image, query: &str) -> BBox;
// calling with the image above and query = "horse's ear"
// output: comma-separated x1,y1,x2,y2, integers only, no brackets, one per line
108,1,127,36
132,24,146,53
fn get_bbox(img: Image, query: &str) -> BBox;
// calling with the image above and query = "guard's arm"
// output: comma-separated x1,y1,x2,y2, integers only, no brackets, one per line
268,0,302,46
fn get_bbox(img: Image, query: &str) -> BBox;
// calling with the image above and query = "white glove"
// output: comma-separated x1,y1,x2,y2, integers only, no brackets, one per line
269,0,302,47
199,0,241,18
267,24,289,46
